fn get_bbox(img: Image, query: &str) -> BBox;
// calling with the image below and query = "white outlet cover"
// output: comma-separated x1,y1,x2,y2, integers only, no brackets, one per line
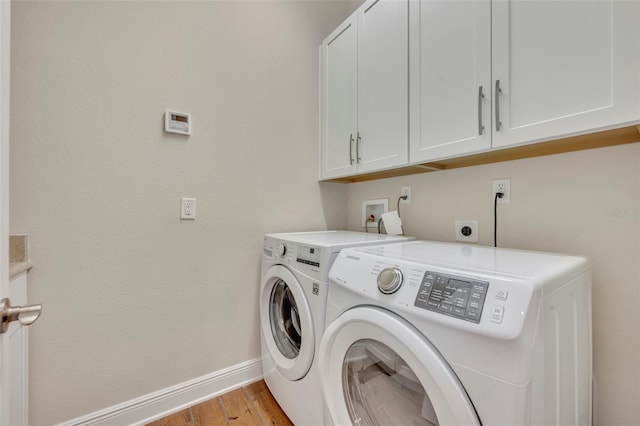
400,186,411,204
455,220,478,243
181,197,196,220
493,178,511,203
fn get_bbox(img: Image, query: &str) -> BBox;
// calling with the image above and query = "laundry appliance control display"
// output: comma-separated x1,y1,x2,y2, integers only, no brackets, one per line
414,271,489,323
296,245,321,268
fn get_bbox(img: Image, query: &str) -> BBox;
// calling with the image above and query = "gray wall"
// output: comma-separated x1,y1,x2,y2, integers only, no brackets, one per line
345,143,640,425
10,1,351,423
10,0,640,424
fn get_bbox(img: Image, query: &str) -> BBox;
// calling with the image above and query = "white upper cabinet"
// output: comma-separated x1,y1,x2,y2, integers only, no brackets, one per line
409,0,492,163
492,0,640,149
410,0,640,163
320,0,408,180
356,0,409,173
321,15,358,179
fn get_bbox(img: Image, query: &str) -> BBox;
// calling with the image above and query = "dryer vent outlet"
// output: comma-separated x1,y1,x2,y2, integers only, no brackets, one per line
455,220,478,243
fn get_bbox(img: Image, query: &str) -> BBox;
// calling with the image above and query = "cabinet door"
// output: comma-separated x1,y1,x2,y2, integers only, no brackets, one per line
492,0,640,148
356,0,408,172
320,15,358,179
409,0,491,163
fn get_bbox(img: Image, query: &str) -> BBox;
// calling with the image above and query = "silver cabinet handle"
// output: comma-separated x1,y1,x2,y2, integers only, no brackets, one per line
495,80,502,132
349,134,354,165
478,86,485,135
0,298,42,333
356,132,362,163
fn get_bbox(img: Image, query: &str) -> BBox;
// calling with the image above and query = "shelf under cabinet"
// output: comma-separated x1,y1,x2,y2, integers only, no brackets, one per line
324,125,640,184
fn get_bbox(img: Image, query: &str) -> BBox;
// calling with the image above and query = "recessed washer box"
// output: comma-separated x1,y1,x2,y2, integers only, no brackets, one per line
165,110,191,135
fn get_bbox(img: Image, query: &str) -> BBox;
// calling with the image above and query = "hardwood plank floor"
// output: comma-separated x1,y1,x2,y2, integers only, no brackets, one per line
145,380,293,426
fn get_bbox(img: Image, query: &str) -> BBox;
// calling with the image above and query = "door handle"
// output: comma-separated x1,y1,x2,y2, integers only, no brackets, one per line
349,134,354,165
0,298,42,333
356,132,362,163
478,86,485,135
495,80,502,132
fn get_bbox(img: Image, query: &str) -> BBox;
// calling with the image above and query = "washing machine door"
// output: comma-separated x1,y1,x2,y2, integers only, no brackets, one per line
318,306,480,426
261,264,314,381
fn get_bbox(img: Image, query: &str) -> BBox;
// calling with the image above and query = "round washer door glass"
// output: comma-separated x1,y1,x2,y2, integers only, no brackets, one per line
343,339,439,425
270,279,302,359
260,264,314,381
318,307,480,426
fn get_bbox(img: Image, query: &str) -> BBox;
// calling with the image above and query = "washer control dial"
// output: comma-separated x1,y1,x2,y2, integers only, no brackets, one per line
377,267,403,294
275,243,287,257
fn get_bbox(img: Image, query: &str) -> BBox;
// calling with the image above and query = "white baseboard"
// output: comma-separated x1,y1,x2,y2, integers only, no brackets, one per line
58,357,263,426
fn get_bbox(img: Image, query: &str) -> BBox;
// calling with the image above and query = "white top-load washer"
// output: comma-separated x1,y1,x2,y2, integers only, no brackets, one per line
319,240,592,426
260,231,414,426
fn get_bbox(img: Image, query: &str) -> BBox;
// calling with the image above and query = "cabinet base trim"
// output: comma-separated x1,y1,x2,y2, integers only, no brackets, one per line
325,125,640,183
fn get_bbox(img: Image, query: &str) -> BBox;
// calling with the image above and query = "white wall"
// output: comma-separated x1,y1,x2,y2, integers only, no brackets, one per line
10,1,351,423
346,143,640,425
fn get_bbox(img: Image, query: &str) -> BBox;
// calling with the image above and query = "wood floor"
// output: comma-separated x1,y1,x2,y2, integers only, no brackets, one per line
145,380,293,426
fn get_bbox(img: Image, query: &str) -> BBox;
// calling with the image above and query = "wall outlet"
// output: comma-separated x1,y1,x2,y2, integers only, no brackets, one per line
181,198,196,220
400,186,411,204
493,178,511,203
455,220,478,243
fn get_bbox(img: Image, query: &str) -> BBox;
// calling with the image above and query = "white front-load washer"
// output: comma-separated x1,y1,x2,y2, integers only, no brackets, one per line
260,231,414,426
319,240,592,426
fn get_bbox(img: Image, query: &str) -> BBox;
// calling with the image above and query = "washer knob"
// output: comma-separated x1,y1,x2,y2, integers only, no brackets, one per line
377,267,403,294
275,244,287,257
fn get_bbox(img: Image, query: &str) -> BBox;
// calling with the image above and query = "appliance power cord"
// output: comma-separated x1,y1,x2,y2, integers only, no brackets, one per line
494,192,504,247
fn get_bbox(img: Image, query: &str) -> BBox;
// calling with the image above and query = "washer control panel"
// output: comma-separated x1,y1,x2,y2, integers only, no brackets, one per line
264,236,333,281
327,241,589,340
296,245,321,267
414,271,489,323
377,267,404,294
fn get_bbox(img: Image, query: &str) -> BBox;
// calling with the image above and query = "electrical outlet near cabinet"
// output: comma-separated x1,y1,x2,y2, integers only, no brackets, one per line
493,178,511,203
400,186,411,204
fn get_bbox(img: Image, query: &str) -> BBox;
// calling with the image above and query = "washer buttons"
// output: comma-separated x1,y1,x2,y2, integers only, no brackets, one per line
495,290,508,301
490,306,505,324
